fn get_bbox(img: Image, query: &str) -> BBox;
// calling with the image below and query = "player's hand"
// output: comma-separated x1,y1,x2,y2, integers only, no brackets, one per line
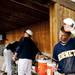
12,55,16,61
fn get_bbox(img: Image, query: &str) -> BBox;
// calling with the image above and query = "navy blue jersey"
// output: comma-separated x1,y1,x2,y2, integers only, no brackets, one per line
16,37,40,60
6,41,19,53
53,38,75,74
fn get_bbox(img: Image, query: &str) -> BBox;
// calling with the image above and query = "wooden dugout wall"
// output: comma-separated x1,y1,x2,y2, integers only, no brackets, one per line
6,21,50,53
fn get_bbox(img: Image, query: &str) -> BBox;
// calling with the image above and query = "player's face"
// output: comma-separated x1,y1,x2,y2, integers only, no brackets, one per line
59,31,70,42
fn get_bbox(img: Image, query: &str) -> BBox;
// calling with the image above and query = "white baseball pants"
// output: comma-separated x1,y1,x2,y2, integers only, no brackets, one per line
18,59,32,75
1,48,13,75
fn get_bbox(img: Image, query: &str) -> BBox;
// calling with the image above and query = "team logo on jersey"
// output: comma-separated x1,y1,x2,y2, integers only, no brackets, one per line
58,50,75,61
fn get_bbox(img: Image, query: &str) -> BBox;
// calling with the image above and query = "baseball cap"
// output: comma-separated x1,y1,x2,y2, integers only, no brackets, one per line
26,29,33,36
63,18,75,26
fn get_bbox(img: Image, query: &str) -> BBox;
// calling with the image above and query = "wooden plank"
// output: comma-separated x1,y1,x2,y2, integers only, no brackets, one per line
49,3,61,56
51,0,75,11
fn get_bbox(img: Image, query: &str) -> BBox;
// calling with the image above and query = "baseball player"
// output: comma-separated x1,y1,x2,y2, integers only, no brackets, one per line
13,29,41,75
53,18,75,75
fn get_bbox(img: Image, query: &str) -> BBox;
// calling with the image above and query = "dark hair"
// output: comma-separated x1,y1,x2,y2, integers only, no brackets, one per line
60,26,71,35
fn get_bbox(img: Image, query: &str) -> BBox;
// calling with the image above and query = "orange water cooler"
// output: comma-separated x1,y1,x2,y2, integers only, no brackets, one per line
37,60,47,75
